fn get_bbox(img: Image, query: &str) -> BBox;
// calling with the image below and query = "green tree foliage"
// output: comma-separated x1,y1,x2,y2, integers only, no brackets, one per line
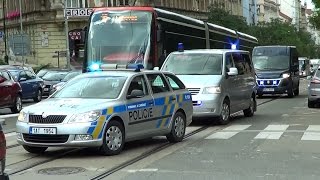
309,0,320,29
207,5,319,58
207,2,248,32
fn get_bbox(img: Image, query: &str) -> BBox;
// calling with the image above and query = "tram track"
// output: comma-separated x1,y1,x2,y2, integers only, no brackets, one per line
6,96,280,177
89,97,280,180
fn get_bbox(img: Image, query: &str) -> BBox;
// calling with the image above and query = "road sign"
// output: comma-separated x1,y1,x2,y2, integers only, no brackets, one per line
0,31,3,38
65,8,93,17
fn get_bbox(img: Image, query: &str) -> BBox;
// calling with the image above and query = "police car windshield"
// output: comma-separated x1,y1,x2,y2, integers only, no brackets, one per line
162,53,223,75
51,76,127,99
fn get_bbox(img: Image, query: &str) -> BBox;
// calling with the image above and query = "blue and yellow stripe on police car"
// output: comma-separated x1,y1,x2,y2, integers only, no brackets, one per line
156,95,180,128
87,105,126,139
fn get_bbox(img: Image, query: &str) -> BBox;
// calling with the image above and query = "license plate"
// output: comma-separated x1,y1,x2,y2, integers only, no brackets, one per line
44,88,49,91
263,88,274,92
29,127,57,135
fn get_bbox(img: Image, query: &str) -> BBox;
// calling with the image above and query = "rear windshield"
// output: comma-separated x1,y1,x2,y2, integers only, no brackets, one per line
162,53,223,75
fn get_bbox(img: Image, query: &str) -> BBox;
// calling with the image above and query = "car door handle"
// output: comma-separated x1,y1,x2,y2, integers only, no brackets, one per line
170,97,176,102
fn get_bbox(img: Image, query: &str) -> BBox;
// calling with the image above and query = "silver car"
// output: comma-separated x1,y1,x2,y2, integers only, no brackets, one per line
160,49,257,124
16,66,193,155
308,67,320,108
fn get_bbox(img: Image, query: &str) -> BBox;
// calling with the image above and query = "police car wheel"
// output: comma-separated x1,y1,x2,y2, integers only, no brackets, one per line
166,111,186,143
23,145,48,154
99,121,125,156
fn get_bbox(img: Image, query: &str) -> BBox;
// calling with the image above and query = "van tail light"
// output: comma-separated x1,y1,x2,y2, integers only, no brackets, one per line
0,132,6,160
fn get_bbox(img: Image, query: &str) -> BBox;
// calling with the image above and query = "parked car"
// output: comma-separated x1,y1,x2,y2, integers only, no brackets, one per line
0,123,9,179
0,69,23,113
37,68,69,79
41,70,70,96
0,65,35,75
50,71,81,95
3,68,44,102
308,67,320,108
160,49,257,124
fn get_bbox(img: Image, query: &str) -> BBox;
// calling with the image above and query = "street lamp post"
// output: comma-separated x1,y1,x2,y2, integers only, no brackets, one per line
19,0,24,65
64,0,70,69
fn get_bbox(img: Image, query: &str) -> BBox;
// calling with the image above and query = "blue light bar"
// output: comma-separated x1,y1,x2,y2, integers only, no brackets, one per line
231,44,237,50
127,64,144,72
178,43,184,52
89,63,101,71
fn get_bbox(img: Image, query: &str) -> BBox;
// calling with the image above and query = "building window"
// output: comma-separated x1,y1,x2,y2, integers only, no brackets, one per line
67,0,91,8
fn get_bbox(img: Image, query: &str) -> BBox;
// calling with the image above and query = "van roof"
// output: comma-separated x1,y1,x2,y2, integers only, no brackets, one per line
170,49,249,54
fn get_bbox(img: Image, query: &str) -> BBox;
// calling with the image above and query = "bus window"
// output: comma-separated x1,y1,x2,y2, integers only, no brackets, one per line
86,11,153,66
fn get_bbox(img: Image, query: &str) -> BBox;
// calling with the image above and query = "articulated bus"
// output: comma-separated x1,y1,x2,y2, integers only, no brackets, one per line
81,6,258,72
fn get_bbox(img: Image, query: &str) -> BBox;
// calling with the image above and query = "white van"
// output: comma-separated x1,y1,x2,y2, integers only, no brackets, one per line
160,49,257,124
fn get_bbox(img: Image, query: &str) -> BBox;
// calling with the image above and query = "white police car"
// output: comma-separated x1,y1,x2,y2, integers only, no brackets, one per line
16,64,193,155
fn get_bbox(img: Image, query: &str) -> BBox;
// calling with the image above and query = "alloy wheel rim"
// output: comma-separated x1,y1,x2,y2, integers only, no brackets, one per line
250,97,254,112
105,126,122,151
222,102,229,121
16,97,22,111
174,116,185,137
37,90,42,101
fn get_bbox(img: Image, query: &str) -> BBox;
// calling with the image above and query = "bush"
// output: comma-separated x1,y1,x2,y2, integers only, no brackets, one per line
33,63,52,73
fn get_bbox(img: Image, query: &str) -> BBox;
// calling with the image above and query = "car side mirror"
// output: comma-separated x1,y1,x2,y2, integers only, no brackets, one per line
307,76,312,80
19,77,27,82
127,89,144,99
153,67,159,70
227,67,238,76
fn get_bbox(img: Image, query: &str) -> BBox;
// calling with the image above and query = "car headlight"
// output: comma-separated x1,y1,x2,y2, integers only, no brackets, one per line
68,111,101,123
203,86,221,94
282,73,290,78
18,112,28,122
52,84,62,91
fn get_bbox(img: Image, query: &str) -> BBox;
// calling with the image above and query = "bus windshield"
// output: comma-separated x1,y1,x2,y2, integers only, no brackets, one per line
252,47,290,70
87,10,152,68
162,53,223,75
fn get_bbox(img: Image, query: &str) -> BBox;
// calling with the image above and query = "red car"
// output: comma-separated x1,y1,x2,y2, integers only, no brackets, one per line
0,69,23,113
0,123,9,179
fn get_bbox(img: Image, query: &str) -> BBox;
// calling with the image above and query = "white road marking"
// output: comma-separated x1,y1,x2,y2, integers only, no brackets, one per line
5,132,16,138
138,169,158,172
205,125,251,139
126,169,158,173
254,125,289,139
301,125,320,141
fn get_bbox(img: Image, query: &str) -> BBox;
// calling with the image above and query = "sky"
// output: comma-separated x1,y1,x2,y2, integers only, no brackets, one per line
304,0,315,9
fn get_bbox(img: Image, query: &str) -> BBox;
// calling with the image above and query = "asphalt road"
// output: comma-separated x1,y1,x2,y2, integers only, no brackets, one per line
108,80,320,180
0,99,36,115
4,78,320,180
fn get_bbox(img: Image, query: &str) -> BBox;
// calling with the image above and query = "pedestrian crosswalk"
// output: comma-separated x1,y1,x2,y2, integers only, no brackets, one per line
205,124,320,141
